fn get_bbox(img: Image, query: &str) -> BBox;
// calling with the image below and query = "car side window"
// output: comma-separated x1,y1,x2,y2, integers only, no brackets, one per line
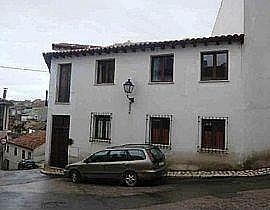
89,150,109,163
108,150,128,162
128,149,146,161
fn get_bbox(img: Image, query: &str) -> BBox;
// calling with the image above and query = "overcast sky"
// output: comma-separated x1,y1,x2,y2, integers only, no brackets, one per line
0,0,221,101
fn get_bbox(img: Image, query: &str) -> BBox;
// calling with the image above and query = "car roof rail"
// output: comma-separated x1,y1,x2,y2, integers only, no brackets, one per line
106,143,152,149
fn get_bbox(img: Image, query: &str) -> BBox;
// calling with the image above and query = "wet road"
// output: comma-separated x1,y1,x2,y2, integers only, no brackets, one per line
1,170,270,209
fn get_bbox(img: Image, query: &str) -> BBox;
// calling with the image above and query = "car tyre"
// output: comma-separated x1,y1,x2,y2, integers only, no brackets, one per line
70,170,81,183
123,171,137,187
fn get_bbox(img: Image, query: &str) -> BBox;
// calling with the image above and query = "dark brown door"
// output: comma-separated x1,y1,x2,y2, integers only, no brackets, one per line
50,115,70,168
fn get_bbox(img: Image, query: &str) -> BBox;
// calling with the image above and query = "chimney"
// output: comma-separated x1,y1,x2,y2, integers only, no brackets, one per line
3,88,7,99
45,90,48,106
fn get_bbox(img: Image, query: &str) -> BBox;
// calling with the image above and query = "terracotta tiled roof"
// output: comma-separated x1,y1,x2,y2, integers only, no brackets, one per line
43,34,244,69
8,131,46,150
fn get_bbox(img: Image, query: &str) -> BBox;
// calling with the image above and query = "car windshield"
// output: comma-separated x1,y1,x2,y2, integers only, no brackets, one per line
88,150,109,162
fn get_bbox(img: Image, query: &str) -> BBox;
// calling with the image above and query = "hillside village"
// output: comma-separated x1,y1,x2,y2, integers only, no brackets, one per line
0,88,47,170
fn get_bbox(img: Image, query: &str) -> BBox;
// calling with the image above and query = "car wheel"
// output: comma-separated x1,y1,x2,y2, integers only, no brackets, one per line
123,171,137,187
70,170,81,183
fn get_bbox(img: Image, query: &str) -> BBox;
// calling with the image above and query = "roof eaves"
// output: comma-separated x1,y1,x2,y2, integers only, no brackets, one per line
43,34,244,71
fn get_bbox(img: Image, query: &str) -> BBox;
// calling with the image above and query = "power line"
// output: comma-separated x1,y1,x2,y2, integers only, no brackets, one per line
0,65,47,73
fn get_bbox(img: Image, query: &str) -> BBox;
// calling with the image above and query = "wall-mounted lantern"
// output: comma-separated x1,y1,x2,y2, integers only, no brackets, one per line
123,79,135,114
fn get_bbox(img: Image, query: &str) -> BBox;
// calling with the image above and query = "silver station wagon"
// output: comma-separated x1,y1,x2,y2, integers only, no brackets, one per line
64,144,166,186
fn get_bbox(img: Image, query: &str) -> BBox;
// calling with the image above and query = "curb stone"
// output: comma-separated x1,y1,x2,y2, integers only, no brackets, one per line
167,167,270,179
41,166,270,179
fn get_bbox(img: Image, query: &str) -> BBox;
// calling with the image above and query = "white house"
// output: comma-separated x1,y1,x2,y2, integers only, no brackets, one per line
3,131,46,170
43,0,270,170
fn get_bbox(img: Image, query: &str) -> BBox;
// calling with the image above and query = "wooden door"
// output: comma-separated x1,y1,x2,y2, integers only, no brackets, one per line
50,115,70,168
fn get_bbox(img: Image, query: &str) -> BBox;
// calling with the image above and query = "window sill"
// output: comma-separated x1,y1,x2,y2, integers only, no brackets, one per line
199,80,230,83
150,143,171,150
198,148,228,154
90,138,111,143
94,83,115,86
148,82,174,85
55,102,70,105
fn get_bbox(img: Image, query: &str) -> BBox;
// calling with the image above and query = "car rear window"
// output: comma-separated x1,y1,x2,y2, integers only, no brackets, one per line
128,149,146,160
149,148,164,161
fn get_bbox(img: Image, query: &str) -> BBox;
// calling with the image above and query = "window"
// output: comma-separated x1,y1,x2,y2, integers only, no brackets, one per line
90,113,112,143
89,150,109,162
28,152,32,159
0,105,7,131
128,149,146,160
198,117,228,151
201,51,228,81
6,145,9,153
96,59,115,84
108,150,128,162
14,147,17,156
151,54,174,82
22,150,25,159
57,63,71,103
146,114,172,148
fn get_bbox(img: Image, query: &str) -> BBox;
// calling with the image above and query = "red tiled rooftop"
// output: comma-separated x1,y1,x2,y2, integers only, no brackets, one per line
8,131,46,150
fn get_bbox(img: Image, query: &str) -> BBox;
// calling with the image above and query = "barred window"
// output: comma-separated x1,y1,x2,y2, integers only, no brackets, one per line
198,116,228,152
90,113,112,143
146,114,172,149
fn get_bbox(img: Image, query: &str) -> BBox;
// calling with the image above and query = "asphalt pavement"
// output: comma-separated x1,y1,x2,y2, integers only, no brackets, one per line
1,169,270,209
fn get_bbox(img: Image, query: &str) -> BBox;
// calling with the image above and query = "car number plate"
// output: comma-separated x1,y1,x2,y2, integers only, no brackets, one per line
159,162,165,166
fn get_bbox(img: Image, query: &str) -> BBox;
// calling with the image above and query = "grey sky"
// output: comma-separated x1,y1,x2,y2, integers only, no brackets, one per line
0,0,221,100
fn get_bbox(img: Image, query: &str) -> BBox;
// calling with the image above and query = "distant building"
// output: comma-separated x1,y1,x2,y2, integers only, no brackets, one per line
0,88,13,169
2,131,46,170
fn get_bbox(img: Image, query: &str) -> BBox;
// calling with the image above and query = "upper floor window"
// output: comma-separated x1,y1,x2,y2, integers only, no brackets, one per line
151,54,174,82
96,59,115,84
57,63,71,103
201,51,228,81
0,105,4,130
14,147,17,156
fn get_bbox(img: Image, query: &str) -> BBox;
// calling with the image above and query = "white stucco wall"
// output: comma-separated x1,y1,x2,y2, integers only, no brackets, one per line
212,0,244,36
45,42,246,169
240,0,270,156
33,144,45,163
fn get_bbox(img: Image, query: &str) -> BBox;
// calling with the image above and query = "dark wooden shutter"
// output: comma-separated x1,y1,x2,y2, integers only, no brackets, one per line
58,64,71,102
151,117,170,145
202,119,225,150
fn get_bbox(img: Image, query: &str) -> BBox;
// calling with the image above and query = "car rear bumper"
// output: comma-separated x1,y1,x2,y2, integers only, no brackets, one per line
138,168,167,180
